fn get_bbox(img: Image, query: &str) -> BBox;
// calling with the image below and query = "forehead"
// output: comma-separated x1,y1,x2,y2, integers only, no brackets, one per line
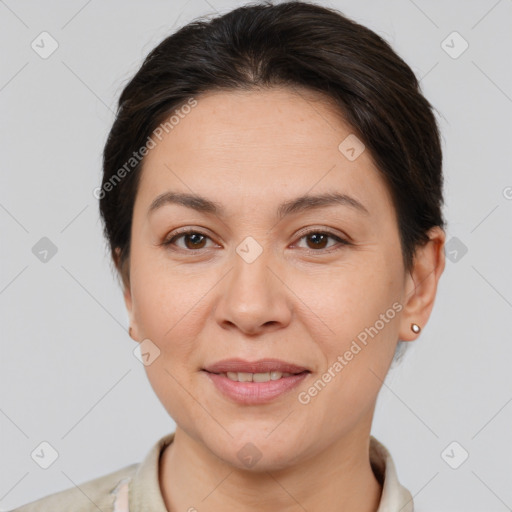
136,87,395,221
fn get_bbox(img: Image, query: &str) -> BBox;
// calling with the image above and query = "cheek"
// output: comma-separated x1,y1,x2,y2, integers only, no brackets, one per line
129,252,216,384
299,261,401,402
297,260,401,343
299,280,400,434
130,243,197,338
129,262,207,427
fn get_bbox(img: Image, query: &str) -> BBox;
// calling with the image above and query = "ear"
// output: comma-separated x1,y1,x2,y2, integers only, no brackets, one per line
398,226,446,342
114,247,139,343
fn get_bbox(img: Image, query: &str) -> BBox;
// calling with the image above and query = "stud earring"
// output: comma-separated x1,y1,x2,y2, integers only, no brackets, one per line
411,323,421,334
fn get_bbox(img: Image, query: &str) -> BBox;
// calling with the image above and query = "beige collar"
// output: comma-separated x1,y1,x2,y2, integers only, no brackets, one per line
128,432,414,511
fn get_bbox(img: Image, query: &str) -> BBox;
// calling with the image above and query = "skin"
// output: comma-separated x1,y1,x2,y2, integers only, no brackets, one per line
120,86,446,512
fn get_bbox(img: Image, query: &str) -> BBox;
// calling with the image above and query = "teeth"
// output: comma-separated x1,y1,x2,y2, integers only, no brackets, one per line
223,371,294,382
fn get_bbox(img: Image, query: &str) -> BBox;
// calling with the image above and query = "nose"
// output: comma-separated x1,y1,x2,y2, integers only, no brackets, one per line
214,246,292,336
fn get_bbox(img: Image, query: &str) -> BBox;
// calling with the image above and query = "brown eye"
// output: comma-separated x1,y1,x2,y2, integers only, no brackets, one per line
305,232,329,249
162,228,349,254
181,233,207,249
163,230,214,251
296,230,349,251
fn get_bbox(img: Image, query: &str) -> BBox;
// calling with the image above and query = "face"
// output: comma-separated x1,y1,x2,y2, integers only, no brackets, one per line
125,87,417,470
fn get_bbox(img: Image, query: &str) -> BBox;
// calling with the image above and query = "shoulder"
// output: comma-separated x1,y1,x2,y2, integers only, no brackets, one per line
9,463,138,512
9,432,176,512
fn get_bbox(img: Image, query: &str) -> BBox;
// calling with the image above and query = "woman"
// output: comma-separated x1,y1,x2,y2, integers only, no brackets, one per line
12,1,446,510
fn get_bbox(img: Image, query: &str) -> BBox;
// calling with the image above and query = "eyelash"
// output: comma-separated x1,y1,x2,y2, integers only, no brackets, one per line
160,227,351,254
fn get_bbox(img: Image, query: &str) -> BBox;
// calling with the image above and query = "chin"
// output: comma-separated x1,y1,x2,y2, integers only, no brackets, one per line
210,428,305,472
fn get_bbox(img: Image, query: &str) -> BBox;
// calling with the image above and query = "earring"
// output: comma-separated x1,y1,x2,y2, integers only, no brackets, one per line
129,326,133,338
411,323,421,334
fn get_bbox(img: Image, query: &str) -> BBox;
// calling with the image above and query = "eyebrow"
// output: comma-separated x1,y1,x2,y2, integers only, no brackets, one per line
147,190,370,219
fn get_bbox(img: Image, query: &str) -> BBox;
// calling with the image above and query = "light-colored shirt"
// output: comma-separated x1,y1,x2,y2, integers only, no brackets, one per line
10,433,414,511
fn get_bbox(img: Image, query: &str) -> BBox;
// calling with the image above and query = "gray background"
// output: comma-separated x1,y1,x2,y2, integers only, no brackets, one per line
1,0,511,510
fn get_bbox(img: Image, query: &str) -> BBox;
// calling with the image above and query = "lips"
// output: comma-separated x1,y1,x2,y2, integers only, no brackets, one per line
202,358,311,405
202,358,310,375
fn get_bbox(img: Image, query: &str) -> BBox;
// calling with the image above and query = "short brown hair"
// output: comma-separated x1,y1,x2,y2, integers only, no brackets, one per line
100,0,445,289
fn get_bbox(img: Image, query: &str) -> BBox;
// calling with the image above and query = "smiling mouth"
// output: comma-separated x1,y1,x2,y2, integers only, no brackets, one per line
204,370,309,382
202,368,310,405
202,357,310,375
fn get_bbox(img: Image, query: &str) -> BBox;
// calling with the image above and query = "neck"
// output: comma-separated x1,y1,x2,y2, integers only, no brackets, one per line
159,426,382,512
